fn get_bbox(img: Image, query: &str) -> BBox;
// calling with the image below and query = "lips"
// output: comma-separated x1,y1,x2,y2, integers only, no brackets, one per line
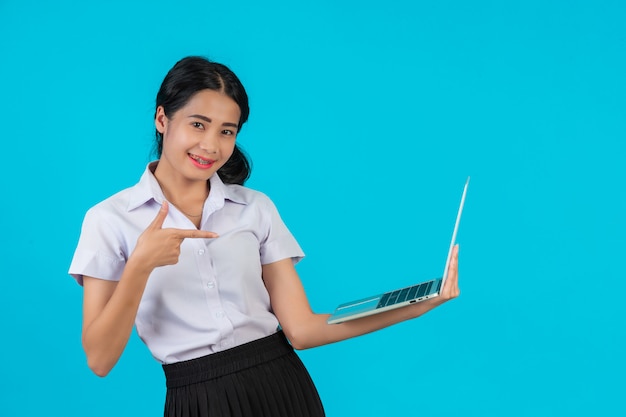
188,153,215,169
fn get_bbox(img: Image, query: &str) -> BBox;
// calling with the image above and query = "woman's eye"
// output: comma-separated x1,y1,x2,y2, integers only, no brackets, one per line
192,122,204,129
222,129,235,136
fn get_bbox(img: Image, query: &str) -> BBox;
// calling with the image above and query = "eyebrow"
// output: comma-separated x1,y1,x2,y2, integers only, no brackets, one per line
188,114,239,129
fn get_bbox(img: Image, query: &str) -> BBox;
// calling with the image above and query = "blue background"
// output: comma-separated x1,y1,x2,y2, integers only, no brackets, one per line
1,0,624,416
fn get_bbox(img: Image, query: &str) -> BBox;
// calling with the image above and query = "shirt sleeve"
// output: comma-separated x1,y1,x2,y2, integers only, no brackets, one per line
259,196,305,266
68,206,127,286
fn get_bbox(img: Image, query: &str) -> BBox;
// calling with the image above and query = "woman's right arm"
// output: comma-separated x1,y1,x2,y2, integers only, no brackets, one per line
82,263,152,377
81,201,218,376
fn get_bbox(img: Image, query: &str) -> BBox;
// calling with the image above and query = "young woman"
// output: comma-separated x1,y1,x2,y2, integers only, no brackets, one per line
69,56,460,417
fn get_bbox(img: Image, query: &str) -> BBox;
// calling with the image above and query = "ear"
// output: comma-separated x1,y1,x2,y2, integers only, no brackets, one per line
155,106,167,134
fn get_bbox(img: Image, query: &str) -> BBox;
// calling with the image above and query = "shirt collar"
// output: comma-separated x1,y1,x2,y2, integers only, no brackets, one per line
127,161,248,212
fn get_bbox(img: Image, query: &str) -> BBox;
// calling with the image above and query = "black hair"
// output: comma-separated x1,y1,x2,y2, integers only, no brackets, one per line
154,56,251,185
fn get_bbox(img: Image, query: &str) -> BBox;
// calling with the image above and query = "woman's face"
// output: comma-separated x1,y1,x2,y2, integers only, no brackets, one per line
155,89,241,184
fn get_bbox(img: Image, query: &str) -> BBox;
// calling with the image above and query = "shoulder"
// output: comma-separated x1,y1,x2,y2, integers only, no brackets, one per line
223,183,275,208
83,183,143,224
87,186,134,214
83,163,159,221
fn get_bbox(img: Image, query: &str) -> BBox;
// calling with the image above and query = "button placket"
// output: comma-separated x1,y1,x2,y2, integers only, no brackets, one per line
193,235,234,342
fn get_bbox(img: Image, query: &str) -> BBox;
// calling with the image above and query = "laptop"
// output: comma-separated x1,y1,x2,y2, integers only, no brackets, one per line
327,177,470,324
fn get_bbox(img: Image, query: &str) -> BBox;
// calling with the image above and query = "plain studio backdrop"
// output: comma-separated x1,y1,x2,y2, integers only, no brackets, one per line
0,1,624,416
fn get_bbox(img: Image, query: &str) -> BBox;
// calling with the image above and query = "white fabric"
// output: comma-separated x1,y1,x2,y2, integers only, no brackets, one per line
69,162,304,363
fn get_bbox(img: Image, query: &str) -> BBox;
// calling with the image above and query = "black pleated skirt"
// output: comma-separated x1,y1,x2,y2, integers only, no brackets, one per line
162,331,325,417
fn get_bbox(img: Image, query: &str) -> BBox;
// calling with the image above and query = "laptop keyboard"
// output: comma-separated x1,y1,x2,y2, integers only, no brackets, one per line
376,280,437,309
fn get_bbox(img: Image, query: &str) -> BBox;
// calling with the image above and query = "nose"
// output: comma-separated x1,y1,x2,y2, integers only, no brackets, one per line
199,131,219,154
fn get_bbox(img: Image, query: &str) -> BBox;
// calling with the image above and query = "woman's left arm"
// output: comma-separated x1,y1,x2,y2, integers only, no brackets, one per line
262,245,460,350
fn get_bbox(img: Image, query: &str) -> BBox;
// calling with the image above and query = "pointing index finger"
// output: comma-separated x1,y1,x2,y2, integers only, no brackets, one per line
172,229,220,239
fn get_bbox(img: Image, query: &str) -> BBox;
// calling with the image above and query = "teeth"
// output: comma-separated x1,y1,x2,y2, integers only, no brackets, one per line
191,155,211,165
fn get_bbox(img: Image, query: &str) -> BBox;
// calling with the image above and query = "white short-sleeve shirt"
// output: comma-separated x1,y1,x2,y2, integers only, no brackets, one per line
69,162,304,364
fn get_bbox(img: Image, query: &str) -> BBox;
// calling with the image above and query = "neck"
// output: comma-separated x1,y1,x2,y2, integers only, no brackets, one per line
153,162,210,200
153,162,210,217
161,181,210,205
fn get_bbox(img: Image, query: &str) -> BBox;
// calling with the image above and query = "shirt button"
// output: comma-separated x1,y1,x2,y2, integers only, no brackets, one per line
215,311,225,318
207,281,215,289
198,249,205,255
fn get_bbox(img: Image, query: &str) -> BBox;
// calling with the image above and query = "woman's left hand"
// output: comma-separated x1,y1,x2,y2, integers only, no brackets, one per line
435,244,460,303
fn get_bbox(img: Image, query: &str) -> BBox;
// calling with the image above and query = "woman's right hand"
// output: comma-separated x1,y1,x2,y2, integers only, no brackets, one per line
129,201,219,272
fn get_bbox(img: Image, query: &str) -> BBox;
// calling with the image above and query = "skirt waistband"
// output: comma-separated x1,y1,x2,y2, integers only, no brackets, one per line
162,331,293,389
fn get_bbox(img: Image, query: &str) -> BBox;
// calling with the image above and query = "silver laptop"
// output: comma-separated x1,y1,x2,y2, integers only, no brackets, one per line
327,177,470,324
